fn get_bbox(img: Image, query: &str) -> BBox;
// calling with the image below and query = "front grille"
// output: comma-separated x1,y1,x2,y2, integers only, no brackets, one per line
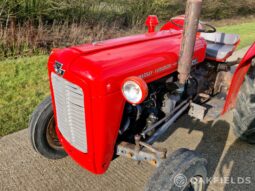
51,73,87,153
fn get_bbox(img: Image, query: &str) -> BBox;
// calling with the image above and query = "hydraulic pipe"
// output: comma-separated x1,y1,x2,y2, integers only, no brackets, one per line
178,0,203,85
145,101,190,144
141,99,190,137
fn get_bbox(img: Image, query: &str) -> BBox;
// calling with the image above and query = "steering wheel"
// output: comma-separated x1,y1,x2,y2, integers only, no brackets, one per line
170,19,217,33
198,22,217,33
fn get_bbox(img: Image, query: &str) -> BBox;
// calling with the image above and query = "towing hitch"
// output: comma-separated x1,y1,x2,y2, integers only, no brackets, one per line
116,137,167,167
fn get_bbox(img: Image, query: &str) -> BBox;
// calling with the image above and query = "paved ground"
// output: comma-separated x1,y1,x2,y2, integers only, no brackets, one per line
1,47,254,191
227,46,250,62
1,112,255,191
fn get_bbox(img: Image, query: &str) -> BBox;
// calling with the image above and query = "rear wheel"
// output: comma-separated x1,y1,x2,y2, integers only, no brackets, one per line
145,148,207,191
233,66,255,144
29,96,67,159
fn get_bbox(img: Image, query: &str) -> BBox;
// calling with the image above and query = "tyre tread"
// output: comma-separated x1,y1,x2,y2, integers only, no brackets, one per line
145,149,207,191
28,96,67,159
233,69,255,144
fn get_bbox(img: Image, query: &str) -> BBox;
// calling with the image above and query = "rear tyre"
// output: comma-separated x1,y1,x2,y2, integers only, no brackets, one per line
29,96,67,159
145,148,207,191
233,67,255,144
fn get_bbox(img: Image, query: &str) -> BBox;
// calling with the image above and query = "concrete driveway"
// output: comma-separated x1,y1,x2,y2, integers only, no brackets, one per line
1,47,254,191
1,112,255,191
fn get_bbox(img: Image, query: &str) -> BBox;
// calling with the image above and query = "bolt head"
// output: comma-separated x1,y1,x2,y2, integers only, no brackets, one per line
252,58,255,66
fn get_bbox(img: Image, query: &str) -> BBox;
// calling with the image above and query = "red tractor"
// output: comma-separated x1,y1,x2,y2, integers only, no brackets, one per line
29,0,255,190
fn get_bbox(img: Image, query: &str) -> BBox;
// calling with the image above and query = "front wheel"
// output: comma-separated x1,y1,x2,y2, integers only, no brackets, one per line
145,148,207,191
29,96,67,159
233,66,255,144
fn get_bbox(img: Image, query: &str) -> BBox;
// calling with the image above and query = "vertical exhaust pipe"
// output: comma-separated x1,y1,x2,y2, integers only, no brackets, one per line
178,0,202,85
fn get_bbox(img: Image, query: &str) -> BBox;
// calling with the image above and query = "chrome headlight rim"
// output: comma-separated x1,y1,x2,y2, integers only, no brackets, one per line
121,76,148,105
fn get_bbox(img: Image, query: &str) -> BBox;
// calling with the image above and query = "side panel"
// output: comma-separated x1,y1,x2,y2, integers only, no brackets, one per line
91,92,126,174
223,43,255,113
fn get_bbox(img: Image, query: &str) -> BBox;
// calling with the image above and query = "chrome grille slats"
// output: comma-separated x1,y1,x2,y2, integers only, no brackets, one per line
51,73,87,153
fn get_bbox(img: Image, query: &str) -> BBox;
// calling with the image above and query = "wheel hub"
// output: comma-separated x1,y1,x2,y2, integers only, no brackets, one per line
184,176,204,191
46,116,63,150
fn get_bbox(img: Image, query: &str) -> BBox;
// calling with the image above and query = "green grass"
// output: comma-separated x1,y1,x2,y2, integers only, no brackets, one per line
0,21,254,137
218,22,255,49
0,56,49,136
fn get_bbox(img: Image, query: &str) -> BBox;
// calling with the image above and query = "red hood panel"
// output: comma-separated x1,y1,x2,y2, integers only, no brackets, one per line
68,30,207,95
72,30,182,55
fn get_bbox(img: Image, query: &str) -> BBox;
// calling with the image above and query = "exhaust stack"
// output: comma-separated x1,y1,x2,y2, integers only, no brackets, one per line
178,0,202,85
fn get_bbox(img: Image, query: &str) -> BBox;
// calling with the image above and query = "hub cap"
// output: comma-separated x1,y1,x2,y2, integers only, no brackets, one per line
184,176,204,191
46,116,63,150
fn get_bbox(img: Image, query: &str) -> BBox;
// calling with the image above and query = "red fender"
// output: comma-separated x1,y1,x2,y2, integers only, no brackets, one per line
160,15,186,31
223,43,255,113
160,15,203,31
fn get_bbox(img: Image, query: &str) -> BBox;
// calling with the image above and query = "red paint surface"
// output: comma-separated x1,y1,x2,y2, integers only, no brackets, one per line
48,29,207,174
160,15,186,31
223,43,255,113
145,15,159,33
160,15,203,32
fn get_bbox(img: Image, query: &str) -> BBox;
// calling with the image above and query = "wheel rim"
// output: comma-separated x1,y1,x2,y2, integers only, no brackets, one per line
46,116,63,150
184,176,204,191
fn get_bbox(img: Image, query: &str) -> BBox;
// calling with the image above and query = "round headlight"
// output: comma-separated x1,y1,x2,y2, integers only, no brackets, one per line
122,76,148,104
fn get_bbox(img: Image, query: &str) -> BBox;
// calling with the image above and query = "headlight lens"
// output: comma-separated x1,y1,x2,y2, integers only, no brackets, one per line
122,77,148,104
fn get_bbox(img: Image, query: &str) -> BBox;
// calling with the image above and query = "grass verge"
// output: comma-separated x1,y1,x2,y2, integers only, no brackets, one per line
218,22,255,49
0,56,49,136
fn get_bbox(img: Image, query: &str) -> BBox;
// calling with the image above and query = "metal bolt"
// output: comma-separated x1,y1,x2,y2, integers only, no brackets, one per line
251,58,255,67
134,135,141,153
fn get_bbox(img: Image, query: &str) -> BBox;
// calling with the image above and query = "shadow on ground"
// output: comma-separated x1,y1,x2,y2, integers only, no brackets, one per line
1,113,255,191
157,113,255,191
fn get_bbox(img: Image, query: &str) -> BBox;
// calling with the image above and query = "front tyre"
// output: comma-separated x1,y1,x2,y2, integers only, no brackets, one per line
145,148,207,191
233,66,255,144
29,96,67,159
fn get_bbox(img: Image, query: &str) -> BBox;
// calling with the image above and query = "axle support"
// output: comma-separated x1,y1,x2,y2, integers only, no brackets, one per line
116,141,167,167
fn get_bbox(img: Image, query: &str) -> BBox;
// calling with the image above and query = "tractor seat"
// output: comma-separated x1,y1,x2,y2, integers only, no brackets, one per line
200,32,240,62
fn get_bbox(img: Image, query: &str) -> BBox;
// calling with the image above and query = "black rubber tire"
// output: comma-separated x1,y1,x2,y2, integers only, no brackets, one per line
29,96,67,159
145,148,207,191
233,69,255,144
